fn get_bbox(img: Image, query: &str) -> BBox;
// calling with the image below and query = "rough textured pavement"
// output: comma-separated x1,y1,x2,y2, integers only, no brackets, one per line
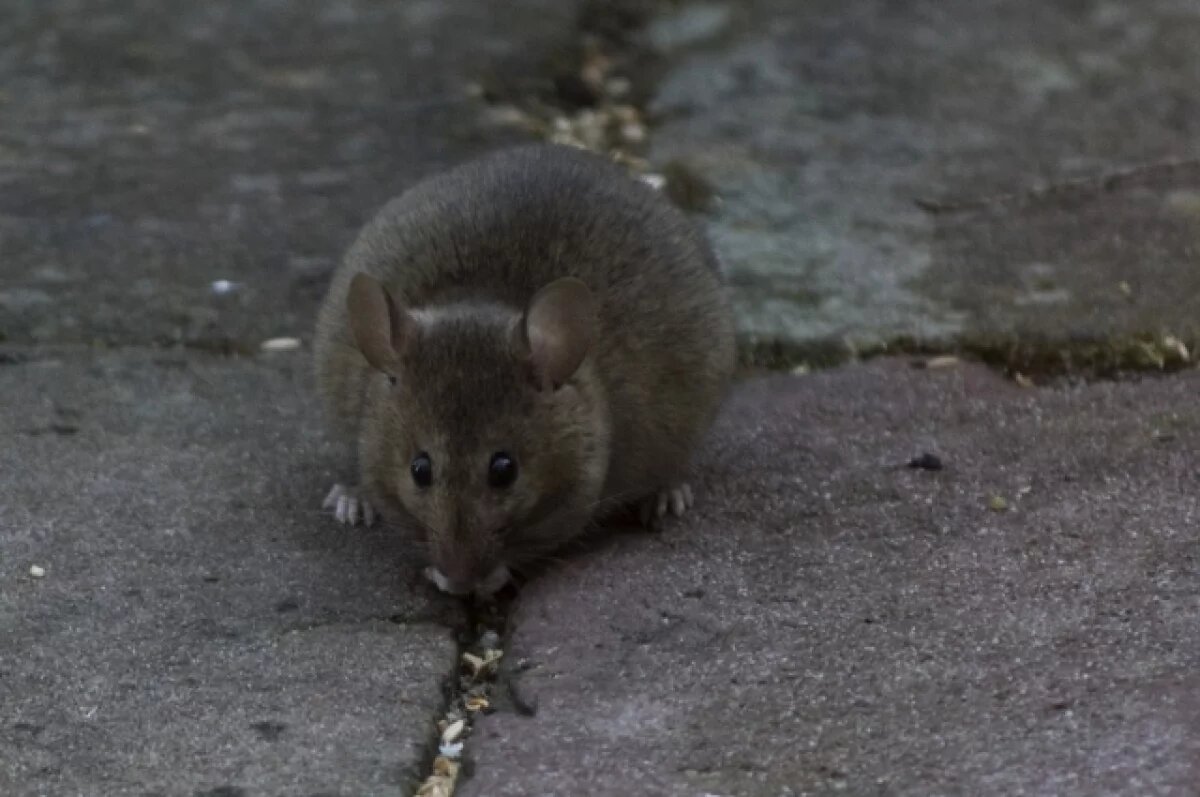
0,348,458,795
0,0,575,349
644,0,1200,362
0,0,583,792
5,0,1200,795
463,361,1200,796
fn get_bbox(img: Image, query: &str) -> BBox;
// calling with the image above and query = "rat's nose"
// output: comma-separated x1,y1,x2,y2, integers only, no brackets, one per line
424,564,511,597
476,564,512,595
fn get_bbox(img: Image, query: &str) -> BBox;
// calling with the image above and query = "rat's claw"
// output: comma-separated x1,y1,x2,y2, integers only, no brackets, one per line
322,484,345,510
639,483,694,529
322,483,377,527
668,483,694,516
339,494,356,524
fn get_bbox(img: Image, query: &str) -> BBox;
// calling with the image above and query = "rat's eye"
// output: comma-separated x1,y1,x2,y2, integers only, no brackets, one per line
411,452,433,488
387,374,397,386
488,452,518,489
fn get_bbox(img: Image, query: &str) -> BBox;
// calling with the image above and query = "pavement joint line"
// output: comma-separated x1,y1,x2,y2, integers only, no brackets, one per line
272,615,453,637
914,156,1200,215
413,595,512,797
741,335,1199,385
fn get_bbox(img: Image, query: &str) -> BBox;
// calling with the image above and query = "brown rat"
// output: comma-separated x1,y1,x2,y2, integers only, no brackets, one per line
313,143,735,596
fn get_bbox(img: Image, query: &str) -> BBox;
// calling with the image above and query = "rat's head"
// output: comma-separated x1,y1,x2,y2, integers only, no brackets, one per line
347,273,609,596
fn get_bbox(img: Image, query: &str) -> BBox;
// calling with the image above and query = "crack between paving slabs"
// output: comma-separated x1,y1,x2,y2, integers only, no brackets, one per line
742,333,1198,387
408,12,681,792
412,594,514,797
914,156,1200,215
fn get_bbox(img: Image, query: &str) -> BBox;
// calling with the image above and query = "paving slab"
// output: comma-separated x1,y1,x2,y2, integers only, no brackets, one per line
0,0,576,349
462,361,1200,796
0,347,458,796
642,0,1200,361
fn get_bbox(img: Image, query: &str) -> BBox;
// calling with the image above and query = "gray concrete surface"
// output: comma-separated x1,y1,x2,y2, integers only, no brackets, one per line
0,0,573,349
644,0,1200,362
4,0,1200,795
0,348,460,795
462,361,1200,796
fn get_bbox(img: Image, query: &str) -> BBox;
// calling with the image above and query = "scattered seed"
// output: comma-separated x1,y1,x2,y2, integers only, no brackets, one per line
606,77,631,97
1118,281,1133,297
924,355,960,370
639,173,667,190
482,104,536,130
209,279,238,295
417,754,461,795
29,565,45,578
988,495,1009,512
620,122,646,144
441,719,466,745
1137,341,1166,369
415,779,451,797
1163,335,1190,362
260,337,301,352
462,649,503,678
438,740,464,759
461,652,484,676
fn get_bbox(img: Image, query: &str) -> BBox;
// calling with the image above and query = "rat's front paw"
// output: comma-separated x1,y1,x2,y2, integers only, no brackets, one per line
638,483,694,529
322,483,377,527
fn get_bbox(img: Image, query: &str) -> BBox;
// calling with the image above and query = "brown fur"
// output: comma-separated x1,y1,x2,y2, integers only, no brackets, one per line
313,144,736,589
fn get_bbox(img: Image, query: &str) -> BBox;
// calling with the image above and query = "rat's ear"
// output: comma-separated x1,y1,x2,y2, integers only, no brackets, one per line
516,277,596,390
346,273,414,372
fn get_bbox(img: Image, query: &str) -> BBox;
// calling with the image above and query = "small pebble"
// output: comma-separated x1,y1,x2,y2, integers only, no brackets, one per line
29,565,45,578
988,495,1009,512
209,279,238,295
907,453,944,471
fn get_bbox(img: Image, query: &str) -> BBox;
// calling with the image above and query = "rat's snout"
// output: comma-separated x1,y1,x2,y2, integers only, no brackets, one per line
425,562,512,597
420,504,514,596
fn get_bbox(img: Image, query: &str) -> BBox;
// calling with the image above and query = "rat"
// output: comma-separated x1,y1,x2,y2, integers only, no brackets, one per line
313,143,736,596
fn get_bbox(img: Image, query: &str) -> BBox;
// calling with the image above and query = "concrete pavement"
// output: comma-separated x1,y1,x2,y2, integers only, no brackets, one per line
3,0,1200,795
461,361,1200,796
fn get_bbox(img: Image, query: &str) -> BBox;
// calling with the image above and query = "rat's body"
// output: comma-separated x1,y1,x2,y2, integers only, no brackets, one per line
313,144,735,595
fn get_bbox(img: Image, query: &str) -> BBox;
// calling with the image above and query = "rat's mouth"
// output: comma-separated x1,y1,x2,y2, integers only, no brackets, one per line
424,564,512,597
